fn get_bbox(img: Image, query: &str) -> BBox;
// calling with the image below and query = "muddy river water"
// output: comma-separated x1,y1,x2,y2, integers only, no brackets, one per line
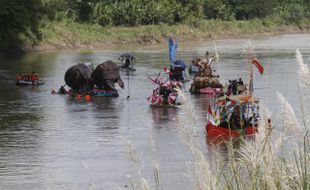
0,34,309,189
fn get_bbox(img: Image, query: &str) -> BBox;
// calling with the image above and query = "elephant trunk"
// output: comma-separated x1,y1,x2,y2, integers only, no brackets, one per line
117,78,124,89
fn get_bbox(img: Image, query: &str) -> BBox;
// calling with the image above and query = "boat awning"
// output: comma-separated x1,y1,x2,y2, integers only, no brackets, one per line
217,94,259,104
173,59,187,68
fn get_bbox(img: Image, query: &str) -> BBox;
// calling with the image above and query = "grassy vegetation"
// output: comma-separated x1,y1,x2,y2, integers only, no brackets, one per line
35,18,309,51
122,50,310,190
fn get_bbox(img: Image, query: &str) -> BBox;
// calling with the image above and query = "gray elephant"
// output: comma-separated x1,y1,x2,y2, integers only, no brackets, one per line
91,60,124,90
64,63,94,92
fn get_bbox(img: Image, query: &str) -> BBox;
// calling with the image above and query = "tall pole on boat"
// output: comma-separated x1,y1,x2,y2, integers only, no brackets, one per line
249,65,253,97
247,40,254,98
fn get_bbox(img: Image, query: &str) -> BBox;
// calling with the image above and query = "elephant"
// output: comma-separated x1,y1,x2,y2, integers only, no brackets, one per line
91,60,124,90
64,63,94,92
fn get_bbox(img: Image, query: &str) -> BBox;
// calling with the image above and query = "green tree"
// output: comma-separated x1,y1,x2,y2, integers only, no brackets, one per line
273,0,308,29
0,0,45,57
228,0,274,19
203,0,234,20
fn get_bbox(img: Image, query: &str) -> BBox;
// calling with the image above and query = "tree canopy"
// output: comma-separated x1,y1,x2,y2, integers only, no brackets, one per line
0,0,45,56
0,0,309,57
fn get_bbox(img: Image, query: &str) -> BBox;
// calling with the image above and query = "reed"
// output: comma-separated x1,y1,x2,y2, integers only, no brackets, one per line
124,50,310,190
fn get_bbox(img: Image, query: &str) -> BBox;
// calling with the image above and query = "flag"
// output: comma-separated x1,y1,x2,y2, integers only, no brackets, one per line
169,37,177,64
252,58,264,74
207,105,216,126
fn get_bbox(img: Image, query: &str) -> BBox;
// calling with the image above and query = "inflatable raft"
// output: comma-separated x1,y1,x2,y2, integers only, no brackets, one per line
16,80,45,86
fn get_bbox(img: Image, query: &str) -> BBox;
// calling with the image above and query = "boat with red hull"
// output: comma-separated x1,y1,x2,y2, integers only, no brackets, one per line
206,123,257,140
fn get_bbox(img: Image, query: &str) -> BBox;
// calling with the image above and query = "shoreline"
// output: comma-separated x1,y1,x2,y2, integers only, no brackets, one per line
25,20,309,53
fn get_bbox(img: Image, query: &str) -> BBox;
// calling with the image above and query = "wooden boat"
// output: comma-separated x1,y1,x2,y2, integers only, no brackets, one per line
206,123,257,140
119,53,136,71
16,80,45,86
120,66,136,72
91,88,119,97
205,93,260,142
53,87,119,98
150,103,181,108
147,73,184,108
189,72,224,95
206,54,265,142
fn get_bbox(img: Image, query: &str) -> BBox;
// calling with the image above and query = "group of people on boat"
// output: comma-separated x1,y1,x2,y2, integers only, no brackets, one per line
226,78,245,95
189,51,223,96
16,72,40,86
169,59,187,81
189,51,217,75
119,53,136,70
147,74,183,106
216,103,258,130
16,72,39,82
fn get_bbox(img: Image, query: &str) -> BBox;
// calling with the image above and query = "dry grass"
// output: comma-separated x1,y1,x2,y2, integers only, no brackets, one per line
122,49,310,190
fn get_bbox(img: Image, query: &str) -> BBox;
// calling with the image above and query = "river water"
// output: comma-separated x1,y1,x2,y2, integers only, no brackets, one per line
0,34,309,189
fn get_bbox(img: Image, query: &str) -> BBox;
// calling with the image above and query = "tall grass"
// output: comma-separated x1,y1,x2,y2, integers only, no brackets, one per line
36,19,307,51
123,49,310,189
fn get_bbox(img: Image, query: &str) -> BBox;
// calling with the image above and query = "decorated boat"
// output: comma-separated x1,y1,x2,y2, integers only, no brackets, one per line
119,53,136,71
56,61,124,99
189,66,223,97
189,53,224,97
91,88,119,97
205,56,265,142
205,94,259,142
168,36,189,82
147,73,184,108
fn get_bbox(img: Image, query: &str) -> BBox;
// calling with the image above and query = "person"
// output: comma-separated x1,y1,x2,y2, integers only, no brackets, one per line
232,80,237,95
123,57,131,68
16,74,22,81
229,106,244,130
35,73,39,80
220,107,228,128
160,86,172,104
120,53,135,69
205,50,209,58
247,113,258,127
58,85,67,94
31,72,36,85
238,78,244,85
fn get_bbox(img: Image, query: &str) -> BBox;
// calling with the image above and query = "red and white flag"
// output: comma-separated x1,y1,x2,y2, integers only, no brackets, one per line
252,58,264,74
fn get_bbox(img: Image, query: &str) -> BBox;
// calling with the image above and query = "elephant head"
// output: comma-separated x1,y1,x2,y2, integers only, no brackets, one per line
64,63,93,92
91,60,124,90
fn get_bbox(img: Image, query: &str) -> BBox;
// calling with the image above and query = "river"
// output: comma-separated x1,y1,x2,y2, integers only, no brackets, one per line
0,34,309,189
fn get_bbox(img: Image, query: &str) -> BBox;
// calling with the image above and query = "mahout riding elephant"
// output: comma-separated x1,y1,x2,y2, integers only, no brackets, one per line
64,63,94,92
91,60,124,90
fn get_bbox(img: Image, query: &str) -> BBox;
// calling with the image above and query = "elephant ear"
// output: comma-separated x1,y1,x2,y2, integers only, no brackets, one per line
117,78,124,89
99,64,106,71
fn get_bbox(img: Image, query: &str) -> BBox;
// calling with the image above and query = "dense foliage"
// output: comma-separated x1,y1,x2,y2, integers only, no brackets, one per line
0,0,309,56
0,0,45,56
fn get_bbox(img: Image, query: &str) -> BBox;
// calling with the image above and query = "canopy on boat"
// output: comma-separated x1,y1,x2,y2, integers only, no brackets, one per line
217,94,259,105
119,53,135,62
173,59,187,69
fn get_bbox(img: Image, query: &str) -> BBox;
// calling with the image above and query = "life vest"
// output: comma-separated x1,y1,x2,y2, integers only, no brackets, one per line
31,74,36,81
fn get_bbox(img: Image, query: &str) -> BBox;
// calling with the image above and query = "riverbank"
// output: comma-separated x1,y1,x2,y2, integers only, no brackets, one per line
28,19,309,52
